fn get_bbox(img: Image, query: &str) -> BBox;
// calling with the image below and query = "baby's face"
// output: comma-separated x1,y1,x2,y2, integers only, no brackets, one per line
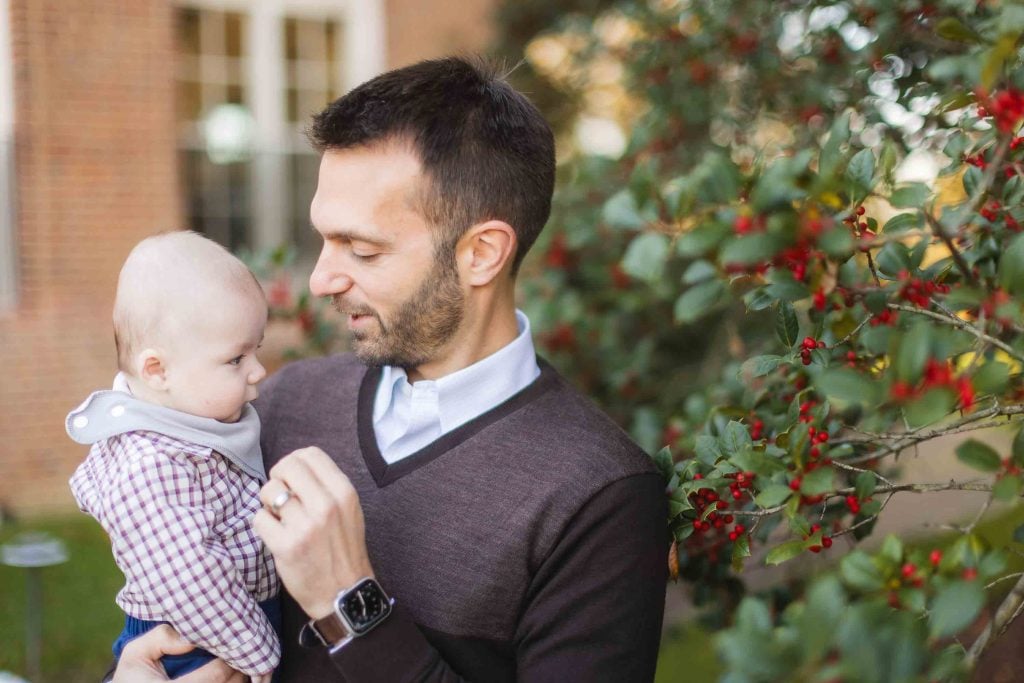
161,295,268,423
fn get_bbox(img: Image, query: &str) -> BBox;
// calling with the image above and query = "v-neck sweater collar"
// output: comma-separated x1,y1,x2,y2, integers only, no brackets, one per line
356,358,560,487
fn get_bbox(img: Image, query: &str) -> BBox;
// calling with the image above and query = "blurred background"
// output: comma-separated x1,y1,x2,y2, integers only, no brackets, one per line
3,0,1024,681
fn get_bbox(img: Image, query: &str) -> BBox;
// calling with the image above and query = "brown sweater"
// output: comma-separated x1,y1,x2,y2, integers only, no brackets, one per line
255,354,669,682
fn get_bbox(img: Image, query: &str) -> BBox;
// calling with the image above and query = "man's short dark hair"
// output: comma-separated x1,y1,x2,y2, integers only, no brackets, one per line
308,56,555,275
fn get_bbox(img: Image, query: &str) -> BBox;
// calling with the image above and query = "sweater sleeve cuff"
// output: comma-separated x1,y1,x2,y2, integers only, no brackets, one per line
328,602,443,680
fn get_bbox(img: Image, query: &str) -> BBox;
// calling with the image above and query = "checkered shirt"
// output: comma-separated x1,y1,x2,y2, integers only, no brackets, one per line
70,430,280,676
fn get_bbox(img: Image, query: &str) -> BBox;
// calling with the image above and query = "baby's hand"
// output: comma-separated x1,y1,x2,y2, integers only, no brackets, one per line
250,673,273,683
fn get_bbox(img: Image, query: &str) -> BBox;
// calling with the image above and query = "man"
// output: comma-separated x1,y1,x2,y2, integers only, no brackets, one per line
115,56,668,682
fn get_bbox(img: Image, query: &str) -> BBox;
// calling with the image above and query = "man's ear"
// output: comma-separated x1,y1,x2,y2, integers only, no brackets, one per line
136,349,169,391
458,220,517,287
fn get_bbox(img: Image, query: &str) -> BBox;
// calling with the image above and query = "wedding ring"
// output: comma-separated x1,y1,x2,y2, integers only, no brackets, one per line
270,488,294,516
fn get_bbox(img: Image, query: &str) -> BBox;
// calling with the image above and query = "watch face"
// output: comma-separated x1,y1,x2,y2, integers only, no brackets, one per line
340,578,391,634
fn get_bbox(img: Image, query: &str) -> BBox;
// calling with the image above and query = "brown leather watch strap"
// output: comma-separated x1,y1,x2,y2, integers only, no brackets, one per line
311,611,350,647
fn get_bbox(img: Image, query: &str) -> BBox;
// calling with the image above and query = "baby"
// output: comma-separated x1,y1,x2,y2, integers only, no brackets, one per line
67,231,280,681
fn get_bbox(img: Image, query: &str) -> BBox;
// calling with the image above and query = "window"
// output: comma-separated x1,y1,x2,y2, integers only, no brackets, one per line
0,0,15,311
174,1,385,261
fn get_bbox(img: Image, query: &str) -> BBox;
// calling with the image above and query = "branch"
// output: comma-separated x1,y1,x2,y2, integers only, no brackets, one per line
923,210,975,285
844,402,1024,465
967,571,1024,670
732,478,995,518
886,303,1024,365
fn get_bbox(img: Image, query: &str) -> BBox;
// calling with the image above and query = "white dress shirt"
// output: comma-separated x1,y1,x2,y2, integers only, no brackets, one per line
373,309,541,463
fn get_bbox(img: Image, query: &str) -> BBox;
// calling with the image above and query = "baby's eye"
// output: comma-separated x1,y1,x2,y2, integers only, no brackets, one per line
228,355,244,366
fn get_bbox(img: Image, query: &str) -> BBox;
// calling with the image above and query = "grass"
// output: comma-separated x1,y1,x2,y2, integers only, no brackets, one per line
0,515,122,682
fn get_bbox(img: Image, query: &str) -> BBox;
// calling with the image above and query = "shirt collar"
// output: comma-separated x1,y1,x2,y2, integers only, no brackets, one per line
66,373,266,481
373,309,540,433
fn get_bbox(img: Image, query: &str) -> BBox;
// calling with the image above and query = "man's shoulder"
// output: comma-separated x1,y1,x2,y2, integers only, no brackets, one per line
507,361,657,479
267,352,365,386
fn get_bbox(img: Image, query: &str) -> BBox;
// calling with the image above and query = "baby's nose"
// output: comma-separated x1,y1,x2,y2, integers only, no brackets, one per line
250,360,267,384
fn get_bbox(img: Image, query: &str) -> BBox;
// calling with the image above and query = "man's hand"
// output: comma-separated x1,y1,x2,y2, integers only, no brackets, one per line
112,625,245,683
253,446,375,619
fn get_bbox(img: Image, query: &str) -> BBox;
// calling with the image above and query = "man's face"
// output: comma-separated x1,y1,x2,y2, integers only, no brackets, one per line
308,143,465,368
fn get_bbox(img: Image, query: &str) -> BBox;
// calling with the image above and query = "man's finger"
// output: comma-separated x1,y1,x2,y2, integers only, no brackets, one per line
268,455,333,516
293,447,358,503
251,507,287,551
121,624,194,660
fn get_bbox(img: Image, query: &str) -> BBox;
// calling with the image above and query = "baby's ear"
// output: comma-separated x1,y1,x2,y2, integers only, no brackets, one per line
136,349,169,391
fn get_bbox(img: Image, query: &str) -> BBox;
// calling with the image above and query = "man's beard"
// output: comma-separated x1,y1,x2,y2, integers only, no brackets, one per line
334,251,465,369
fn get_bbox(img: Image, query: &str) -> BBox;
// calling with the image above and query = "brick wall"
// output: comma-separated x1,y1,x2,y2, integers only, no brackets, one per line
0,0,179,515
0,0,499,516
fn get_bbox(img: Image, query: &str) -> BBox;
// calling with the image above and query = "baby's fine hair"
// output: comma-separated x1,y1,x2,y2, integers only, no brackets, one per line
113,231,264,373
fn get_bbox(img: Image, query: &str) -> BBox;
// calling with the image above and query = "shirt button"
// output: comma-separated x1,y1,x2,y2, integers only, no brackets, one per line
110,405,125,418
72,416,89,429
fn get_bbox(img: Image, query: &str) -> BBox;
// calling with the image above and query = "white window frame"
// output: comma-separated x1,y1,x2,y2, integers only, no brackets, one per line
178,0,385,250
0,0,17,311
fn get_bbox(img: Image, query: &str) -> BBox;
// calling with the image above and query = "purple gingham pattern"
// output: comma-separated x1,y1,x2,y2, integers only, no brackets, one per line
70,430,280,675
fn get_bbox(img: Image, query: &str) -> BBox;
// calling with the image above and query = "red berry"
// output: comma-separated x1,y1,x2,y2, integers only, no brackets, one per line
822,536,833,548
724,515,734,524
963,567,978,581
731,489,743,500
716,500,728,510
856,206,866,216
929,549,942,566
808,545,822,553
789,478,802,491
901,563,917,578
734,524,746,534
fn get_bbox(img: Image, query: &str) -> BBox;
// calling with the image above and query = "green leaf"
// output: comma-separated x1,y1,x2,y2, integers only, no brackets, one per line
695,435,722,465
820,111,850,178
929,580,985,638
676,221,728,257
754,484,793,508
602,189,649,230
775,302,799,349
993,474,1022,501
742,287,775,311
981,35,1018,90
674,280,726,323
731,533,751,572
815,368,879,405
895,322,931,383
721,421,752,455
883,212,923,234
741,355,783,378
904,388,956,428
845,149,875,199
621,232,670,283
682,259,717,285
963,165,984,198
766,539,807,566
998,234,1024,296
801,466,834,496
818,227,854,258
956,439,1003,472
889,184,931,209
876,242,912,277
879,535,904,564
840,551,884,591
936,17,983,43
855,471,877,501
720,233,782,266
1013,428,1024,467
653,446,673,480
972,361,1010,395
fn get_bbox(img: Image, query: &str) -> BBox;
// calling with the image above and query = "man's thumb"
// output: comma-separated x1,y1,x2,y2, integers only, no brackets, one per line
125,624,195,659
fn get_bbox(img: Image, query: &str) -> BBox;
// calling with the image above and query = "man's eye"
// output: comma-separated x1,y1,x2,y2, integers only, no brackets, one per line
353,252,380,262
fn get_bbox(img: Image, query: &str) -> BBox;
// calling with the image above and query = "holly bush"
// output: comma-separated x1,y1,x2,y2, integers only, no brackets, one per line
509,1,1024,680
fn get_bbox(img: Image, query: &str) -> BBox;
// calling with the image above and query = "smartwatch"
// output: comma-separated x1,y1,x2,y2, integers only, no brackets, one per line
301,577,394,650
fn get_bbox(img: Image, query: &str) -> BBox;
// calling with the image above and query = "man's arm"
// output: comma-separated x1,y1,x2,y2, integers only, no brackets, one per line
254,447,669,682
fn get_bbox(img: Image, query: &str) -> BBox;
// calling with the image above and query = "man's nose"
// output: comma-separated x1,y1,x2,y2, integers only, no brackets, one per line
309,251,354,298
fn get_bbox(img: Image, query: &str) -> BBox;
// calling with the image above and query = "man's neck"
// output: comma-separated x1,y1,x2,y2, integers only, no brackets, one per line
405,303,520,383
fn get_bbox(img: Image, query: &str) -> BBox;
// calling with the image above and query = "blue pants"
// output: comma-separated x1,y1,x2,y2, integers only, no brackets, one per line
112,598,281,679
